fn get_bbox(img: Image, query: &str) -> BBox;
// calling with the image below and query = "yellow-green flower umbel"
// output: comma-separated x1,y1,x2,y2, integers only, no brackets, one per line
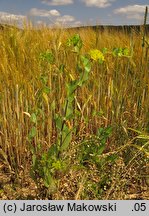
89,49,105,63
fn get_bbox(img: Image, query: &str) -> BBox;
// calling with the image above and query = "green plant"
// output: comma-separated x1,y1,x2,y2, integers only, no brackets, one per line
112,47,130,57
30,34,93,191
1,23,149,199
79,126,113,166
66,34,83,53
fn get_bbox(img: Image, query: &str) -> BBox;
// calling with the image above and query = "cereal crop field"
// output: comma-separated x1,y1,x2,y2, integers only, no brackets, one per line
0,22,149,199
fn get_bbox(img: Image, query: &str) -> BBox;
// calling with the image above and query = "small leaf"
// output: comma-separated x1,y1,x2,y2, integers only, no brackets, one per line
101,47,108,54
107,154,119,162
67,80,78,96
78,55,91,85
59,64,65,73
98,144,105,155
40,51,55,64
32,154,37,167
40,74,48,85
55,114,63,131
29,127,37,139
105,126,113,136
123,48,129,56
42,86,51,94
66,34,82,53
61,125,72,151
51,100,56,110
30,113,37,124
44,173,54,188
48,144,58,158
97,127,104,136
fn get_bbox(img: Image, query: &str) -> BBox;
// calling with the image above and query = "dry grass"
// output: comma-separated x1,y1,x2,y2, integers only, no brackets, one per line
0,22,148,199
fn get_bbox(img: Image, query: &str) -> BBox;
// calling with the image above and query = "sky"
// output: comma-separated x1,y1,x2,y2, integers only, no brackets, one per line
0,0,149,27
